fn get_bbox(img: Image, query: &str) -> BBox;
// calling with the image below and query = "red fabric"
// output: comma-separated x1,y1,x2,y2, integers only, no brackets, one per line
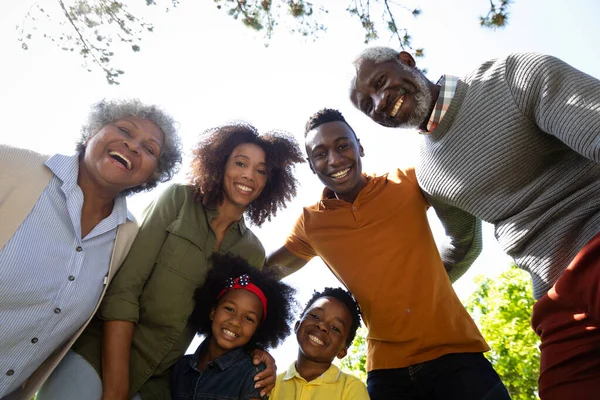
531,232,600,400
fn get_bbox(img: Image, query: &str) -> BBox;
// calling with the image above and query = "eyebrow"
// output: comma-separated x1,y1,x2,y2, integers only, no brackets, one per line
233,154,267,167
120,119,163,149
309,307,347,328
222,299,260,317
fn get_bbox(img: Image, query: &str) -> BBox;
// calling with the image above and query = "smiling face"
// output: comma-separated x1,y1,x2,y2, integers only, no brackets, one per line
79,116,164,195
208,289,263,358
306,121,367,203
350,52,434,129
222,142,268,211
295,297,353,365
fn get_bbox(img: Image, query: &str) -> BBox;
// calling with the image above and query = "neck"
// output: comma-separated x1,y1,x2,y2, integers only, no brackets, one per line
419,83,442,132
334,174,368,204
211,201,245,236
295,352,332,383
77,159,119,228
199,336,231,370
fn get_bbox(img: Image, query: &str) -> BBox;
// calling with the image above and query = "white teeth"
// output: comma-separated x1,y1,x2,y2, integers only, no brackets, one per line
235,184,253,193
222,329,238,338
109,151,132,170
331,168,350,179
308,334,324,346
390,96,404,117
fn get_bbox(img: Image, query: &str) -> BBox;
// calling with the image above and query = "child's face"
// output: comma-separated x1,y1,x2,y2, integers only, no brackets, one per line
295,296,353,364
209,289,263,355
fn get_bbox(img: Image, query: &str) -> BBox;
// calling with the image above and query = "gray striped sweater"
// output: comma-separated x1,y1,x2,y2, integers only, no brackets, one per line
416,52,600,299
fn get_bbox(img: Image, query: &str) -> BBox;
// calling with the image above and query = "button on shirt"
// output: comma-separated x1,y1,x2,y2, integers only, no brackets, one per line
0,153,131,396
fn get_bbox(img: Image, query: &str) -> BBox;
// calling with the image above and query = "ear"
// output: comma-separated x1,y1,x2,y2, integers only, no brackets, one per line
336,347,348,360
357,139,365,157
398,51,416,68
209,308,216,321
294,320,300,333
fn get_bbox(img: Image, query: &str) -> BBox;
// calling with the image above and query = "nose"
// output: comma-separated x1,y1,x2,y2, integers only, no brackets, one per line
241,168,256,182
229,314,242,327
315,320,327,332
327,150,343,167
124,139,140,155
373,92,386,115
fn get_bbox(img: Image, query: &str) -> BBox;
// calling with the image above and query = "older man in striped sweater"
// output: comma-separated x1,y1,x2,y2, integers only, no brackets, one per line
349,48,600,400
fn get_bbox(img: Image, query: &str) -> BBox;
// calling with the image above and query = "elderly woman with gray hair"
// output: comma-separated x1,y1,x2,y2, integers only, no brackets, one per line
0,98,182,400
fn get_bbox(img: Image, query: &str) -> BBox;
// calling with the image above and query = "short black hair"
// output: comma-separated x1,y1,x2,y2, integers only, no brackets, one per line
304,108,358,140
191,254,297,350
301,287,361,348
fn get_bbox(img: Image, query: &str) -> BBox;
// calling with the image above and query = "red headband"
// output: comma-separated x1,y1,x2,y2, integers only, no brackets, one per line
217,274,267,320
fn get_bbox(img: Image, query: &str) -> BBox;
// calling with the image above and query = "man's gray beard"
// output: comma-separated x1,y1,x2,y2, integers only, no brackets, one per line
396,65,433,129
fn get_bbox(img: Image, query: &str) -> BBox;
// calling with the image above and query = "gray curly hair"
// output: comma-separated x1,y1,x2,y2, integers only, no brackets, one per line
353,46,399,67
76,98,182,196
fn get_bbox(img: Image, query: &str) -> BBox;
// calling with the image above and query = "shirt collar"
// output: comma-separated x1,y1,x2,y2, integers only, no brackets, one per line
188,337,249,372
45,153,80,194
45,153,132,223
318,173,387,210
283,362,342,384
205,204,248,235
421,75,459,133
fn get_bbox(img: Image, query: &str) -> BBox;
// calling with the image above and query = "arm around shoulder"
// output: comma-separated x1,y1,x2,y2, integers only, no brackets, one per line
506,53,600,163
425,192,482,282
266,245,309,279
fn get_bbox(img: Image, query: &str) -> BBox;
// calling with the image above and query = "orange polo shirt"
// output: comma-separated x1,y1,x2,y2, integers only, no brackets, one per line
285,168,489,371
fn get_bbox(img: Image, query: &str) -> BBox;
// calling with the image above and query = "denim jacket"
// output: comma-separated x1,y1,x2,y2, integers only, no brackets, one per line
172,337,266,400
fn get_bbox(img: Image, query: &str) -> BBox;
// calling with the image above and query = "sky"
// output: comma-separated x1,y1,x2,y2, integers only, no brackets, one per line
1,0,599,371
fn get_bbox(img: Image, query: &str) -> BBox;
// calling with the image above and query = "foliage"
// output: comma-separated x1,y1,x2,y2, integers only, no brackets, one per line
338,325,368,382
338,266,539,400
480,0,512,28
465,267,540,400
17,0,177,84
18,0,513,84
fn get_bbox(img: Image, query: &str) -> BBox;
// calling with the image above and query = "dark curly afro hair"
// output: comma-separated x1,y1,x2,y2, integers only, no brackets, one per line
191,253,298,350
304,108,358,140
188,122,304,227
301,287,362,348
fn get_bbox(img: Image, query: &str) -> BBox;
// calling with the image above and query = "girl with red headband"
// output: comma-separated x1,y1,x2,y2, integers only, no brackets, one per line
171,253,297,400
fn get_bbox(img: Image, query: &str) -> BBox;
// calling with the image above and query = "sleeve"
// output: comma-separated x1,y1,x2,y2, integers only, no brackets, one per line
241,363,267,400
506,53,600,163
424,192,483,282
343,376,370,400
99,184,185,322
283,210,318,262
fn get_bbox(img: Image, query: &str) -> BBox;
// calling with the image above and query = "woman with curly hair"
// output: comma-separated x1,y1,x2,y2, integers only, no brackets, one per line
0,98,182,400
40,122,304,400
172,253,297,400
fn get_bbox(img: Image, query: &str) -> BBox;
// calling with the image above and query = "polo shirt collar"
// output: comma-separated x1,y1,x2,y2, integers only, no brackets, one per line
318,173,387,210
204,204,248,235
283,362,342,384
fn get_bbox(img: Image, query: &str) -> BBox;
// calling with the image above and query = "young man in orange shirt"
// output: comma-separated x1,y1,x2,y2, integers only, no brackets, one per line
267,108,510,400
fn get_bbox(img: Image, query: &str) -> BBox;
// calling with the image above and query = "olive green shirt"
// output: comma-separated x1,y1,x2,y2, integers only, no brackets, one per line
72,183,265,400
